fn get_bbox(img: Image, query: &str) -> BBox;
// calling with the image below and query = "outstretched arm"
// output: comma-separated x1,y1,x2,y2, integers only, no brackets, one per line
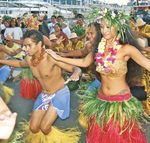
142,47,150,52
59,47,90,58
47,49,94,67
126,45,150,71
0,45,22,56
0,59,29,68
51,57,82,82
58,41,93,58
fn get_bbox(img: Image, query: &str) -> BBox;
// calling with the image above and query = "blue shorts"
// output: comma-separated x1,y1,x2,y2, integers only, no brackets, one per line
33,86,70,120
0,65,11,84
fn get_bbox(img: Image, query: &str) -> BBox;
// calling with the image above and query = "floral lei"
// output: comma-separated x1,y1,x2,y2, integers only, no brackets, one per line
95,37,121,73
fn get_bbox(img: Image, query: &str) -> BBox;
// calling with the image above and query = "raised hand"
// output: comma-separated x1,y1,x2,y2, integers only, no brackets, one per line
46,49,61,61
56,36,65,45
64,73,80,84
64,67,81,84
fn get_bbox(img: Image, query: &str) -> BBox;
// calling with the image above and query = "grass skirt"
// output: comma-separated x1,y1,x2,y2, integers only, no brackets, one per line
20,68,42,100
10,122,81,143
80,90,147,143
0,84,14,103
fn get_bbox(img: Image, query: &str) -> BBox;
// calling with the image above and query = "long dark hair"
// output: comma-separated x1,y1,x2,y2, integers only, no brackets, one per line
113,10,143,87
88,22,102,80
86,22,102,53
120,29,143,87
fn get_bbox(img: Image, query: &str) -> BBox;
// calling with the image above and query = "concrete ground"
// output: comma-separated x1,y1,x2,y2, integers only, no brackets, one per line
5,80,150,143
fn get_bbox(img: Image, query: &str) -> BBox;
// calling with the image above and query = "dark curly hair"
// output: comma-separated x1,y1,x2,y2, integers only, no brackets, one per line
23,30,44,46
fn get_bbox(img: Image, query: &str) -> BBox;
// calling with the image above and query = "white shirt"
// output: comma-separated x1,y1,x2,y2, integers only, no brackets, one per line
48,22,55,34
4,27,23,40
62,26,71,38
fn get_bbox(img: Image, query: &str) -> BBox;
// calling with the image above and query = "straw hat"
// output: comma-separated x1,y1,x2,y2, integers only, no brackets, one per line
136,18,146,27
49,34,58,41
69,32,78,39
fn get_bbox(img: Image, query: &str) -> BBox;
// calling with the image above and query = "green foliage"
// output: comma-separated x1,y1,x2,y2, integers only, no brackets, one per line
3,15,12,21
68,80,80,91
102,9,131,42
72,25,86,37
64,73,80,91
86,8,131,42
75,81,92,96
21,67,33,79
86,8,100,23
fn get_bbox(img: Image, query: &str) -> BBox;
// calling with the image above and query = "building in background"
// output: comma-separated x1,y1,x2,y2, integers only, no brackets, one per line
0,0,133,17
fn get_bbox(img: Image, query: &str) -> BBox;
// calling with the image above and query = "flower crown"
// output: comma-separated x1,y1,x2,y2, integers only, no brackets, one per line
89,8,131,42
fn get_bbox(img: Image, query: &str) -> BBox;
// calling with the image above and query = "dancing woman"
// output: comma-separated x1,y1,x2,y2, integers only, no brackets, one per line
47,9,149,143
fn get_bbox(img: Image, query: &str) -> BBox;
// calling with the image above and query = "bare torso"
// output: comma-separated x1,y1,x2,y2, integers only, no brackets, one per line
26,53,65,94
98,45,130,96
100,75,130,95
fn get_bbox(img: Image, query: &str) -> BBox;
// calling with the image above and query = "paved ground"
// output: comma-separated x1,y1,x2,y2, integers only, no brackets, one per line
5,80,150,143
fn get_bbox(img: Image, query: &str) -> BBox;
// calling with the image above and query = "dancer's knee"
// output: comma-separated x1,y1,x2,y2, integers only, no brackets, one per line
30,123,40,134
40,124,51,135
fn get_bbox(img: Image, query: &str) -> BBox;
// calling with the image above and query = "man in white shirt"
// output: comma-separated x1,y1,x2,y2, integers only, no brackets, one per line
57,15,71,38
48,15,57,34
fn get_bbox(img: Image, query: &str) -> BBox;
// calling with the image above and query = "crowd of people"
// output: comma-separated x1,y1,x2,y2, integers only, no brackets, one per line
0,8,150,143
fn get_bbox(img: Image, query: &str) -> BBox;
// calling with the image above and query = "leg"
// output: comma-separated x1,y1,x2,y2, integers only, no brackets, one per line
29,110,46,134
40,105,58,135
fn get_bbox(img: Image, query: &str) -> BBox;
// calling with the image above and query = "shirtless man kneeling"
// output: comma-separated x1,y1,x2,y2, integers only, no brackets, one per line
0,30,81,135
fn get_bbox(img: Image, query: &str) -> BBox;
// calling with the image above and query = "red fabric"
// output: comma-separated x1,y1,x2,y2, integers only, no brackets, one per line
20,79,42,100
86,119,147,143
98,92,131,102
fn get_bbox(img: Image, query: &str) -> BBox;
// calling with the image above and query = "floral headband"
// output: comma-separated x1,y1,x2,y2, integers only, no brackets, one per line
88,8,131,42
